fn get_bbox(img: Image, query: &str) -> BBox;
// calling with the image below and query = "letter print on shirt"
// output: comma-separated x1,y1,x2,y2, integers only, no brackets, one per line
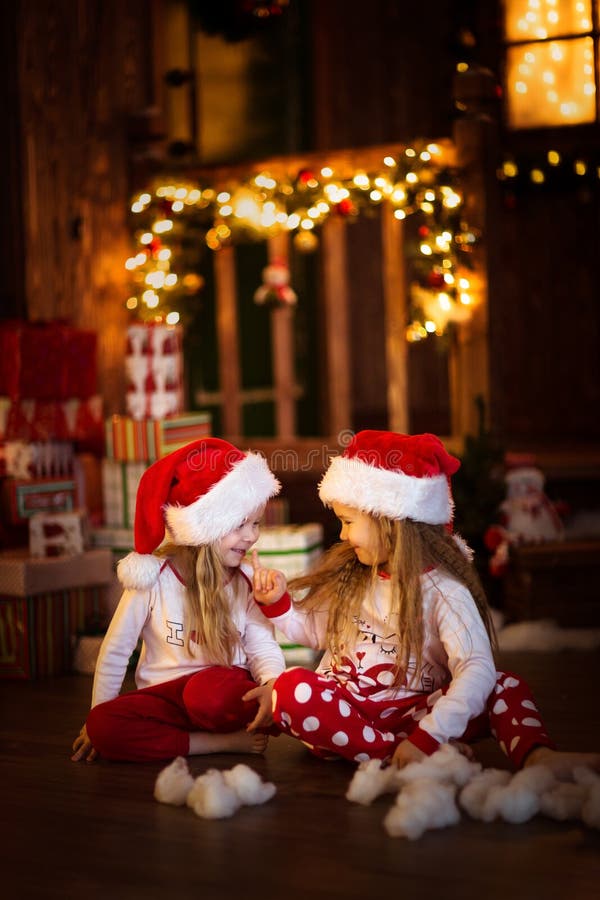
166,620,184,646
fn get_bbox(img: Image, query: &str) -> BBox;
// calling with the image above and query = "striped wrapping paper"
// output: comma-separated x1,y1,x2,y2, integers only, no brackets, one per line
0,585,103,678
105,412,211,462
101,460,148,529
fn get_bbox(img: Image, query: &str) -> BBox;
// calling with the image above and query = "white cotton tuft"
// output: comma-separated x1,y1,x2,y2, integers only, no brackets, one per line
154,756,195,806
574,767,600,829
187,769,241,819
223,764,276,805
346,759,402,806
384,779,460,840
478,765,557,824
459,768,512,821
539,782,588,821
396,743,482,788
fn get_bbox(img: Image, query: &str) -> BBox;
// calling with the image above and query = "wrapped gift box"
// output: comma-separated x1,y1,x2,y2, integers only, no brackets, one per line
1,477,77,524
29,510,88,558
125,322,184,420
90,526,135,555
105,412,211,462
0,549,112,678
0,320,97,402
253,523,323,579
101,460,148,529
253,524,323,665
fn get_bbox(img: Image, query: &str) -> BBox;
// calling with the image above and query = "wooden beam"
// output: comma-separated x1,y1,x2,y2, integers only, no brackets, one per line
381,203,409,433
214,245,242,436
268,233,297,439
321,217,351,437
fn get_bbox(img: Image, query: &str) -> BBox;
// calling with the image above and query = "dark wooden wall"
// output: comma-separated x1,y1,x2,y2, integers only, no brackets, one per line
3,0,599,455
2,0,158,414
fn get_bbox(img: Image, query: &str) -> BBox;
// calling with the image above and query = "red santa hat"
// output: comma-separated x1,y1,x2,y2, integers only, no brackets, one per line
118,438,280,589
319,430,460,525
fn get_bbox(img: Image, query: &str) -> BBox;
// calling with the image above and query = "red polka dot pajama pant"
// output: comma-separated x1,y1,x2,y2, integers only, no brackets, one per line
272,667,555,768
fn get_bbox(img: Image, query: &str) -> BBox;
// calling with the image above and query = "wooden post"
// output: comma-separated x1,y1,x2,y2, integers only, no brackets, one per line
321,216,351,436
214,245,242,436
268,232,297,439
451,73,494,438
381,203,409,433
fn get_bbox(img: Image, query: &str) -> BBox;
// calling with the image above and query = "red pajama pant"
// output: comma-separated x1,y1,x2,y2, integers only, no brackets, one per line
86,665,260,762
272,667,555,769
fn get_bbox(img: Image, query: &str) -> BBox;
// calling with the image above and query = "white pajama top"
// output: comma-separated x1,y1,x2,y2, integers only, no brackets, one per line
91,560,286,707
260,568,497,748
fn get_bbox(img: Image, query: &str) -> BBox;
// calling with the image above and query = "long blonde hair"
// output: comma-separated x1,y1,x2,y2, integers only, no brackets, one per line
157,543,241,663
289,516,496,687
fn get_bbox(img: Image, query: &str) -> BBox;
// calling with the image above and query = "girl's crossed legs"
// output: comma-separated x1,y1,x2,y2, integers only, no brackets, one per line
271,666,556,769
87,665,267,762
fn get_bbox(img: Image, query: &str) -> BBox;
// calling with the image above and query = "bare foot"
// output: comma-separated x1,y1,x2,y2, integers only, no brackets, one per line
188,729,268,756
449,739,476,761
524,746,600,780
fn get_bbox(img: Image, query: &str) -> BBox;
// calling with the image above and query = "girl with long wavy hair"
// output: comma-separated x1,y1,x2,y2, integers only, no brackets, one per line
72,438,285,763
253,431,599,777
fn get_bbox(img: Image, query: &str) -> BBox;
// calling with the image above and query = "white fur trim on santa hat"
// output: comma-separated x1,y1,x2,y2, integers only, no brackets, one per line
319,455,453,525
117,552,163,590
165,451,280,545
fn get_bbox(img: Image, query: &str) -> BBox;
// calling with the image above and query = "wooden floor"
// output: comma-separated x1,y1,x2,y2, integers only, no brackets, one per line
1,650,599,900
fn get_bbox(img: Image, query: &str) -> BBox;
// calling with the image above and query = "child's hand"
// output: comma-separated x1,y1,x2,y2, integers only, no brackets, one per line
251,550,287,605
391,739,427,769
71,724,97,763
243,678,277,731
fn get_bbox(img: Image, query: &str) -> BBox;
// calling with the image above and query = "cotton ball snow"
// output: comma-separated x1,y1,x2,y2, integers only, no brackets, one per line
346,759,401,806
187,769,241,819
539,782,588,821
154,756,195,806
459,768,512,821
462,765,556,824
384,779,460,840
574,766,600,829
396,743,481,788
223,764,276,805
346,744,480,808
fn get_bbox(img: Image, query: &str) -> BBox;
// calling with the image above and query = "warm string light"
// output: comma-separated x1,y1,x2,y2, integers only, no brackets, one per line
126,143,478,338
498,149,600,186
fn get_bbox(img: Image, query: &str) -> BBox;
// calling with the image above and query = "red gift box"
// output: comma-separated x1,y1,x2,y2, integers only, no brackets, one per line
0,320,98,404
0,321,23,399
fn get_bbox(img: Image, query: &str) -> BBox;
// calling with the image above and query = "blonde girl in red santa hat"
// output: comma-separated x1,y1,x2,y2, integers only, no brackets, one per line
72,438,285,763
252,431,600,777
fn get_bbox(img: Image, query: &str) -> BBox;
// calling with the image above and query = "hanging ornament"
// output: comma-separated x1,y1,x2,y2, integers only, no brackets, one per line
335,198,355,216
253,259,297,308
426,270,445,289
297,168,317,185
293,230,318,253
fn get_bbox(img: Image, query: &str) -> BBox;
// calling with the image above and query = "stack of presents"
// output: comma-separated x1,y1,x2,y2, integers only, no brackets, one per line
0,319,322,678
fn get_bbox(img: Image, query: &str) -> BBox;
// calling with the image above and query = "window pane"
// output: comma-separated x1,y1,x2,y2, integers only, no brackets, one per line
505,0,593,42
506,36,596,127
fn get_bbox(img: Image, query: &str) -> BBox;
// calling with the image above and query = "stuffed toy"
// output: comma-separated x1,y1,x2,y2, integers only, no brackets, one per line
253,259,297,308
484,466,565,576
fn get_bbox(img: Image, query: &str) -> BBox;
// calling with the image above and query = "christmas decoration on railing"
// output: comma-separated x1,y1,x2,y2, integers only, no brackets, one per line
125,142,479,339
253,259,297,308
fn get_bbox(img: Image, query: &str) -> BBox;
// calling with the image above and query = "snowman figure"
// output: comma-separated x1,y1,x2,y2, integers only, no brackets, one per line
485,466,564,576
